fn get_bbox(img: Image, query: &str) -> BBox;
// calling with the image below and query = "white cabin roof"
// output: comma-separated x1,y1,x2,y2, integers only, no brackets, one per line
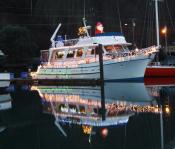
76,35,131,46
49,34,131,52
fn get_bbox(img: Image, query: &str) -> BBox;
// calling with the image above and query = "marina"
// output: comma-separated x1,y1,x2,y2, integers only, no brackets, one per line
0,0,175,148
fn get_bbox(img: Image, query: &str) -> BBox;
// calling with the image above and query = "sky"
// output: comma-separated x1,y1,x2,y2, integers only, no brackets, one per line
0,0,175,49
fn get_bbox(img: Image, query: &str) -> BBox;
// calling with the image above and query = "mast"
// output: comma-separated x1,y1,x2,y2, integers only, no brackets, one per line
83,18,90,37
83,0,86,19
117,0,122,33
82,0,91,37
155,0,160,46
155,0,163,46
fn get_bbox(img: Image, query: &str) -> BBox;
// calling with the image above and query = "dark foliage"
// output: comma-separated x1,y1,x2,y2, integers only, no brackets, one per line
0,25,38,63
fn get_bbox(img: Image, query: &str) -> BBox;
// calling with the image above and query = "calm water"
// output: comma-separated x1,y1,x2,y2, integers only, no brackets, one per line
0,81,175,149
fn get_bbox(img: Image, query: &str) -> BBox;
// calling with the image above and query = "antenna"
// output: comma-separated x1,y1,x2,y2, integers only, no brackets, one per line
82,18,91,37
117,0,123,33
83,0,86,19
50,23,62,47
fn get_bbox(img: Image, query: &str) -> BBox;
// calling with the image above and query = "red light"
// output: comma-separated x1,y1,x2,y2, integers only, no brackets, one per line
101,128,108,138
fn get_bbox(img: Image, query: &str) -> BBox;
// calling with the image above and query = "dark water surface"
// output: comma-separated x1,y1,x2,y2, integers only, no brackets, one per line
0,81,175,149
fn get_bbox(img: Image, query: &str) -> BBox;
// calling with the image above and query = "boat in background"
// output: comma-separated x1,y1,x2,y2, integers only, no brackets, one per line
145,62,175,77
0,50,11,83
144,1,175,77
0,94,12,111
0,81,10,89
0,73,11,80
0,73,11,88
30,19,158,81
0,89,12,132
0,81,12,111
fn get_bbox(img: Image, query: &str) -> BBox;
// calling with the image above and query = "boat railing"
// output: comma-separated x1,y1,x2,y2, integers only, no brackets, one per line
148,61,161,67
40,46,157,68
63,38,79,46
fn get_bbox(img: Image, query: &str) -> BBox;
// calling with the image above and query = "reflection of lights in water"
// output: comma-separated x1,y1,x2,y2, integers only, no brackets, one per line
32,86,161,127
39,93,160,114
154,107,159,113
82,125,92,135
165,106,170,114
101,128,108,138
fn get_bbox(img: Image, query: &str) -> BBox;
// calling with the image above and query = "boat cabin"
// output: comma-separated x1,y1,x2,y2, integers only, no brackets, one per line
40,44,130,63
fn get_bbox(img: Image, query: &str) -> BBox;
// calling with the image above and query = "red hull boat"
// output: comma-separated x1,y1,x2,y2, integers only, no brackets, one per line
145,66,175,77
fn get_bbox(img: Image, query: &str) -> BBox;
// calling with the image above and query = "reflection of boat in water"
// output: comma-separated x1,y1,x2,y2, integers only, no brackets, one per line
145,78,175,87
0,94,12,110
31,82,159,127
104,82,155,102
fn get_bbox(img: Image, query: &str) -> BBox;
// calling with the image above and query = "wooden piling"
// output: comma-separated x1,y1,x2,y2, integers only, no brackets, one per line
98,44,106,121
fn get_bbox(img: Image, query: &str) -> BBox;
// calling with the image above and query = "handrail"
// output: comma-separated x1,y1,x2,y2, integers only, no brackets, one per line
40,46,158,68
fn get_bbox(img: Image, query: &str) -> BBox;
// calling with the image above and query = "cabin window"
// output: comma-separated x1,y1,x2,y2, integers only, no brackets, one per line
67,50,75,58
55,51,65,59
104,45,123,52
59,104,68,113
40,51,49,62
114,45,123,51
79,106,85,113
69,104,77,113
76,48,83,57
104,46,116,52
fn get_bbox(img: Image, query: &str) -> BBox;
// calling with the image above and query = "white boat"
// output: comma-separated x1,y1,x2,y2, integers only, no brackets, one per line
0,94,12,111
0,72,11,88
0,81,10,88
0,50,11,83
0,73,11,80
30,20,159,81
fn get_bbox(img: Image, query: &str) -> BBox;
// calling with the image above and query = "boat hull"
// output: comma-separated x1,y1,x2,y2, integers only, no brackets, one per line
0,73,11,81
145,66,175,77
34,57,151,81
0,81,10,88
0,94,12,110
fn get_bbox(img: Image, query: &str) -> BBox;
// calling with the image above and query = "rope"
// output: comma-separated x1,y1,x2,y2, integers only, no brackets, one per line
141,0,149,47
165,0,175,34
